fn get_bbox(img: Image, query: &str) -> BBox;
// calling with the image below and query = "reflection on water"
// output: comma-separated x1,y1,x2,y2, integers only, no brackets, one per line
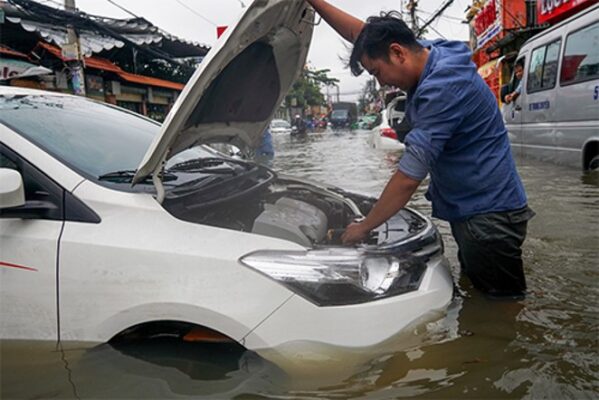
2,130,598,399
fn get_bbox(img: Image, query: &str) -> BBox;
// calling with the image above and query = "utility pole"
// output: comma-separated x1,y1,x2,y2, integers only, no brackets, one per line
406,0,418,33
64,0,86,95
417,0,455,38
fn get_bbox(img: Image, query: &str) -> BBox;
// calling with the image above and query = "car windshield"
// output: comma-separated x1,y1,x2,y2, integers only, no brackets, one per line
271,120,290,128
0,94,160,179
331,110,348,118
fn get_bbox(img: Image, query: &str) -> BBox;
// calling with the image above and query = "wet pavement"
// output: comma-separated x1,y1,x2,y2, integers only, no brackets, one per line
2,129,598,399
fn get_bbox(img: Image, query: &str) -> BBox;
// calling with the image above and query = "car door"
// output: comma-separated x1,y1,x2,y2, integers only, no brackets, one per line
522,38,562,162
0,143,64,341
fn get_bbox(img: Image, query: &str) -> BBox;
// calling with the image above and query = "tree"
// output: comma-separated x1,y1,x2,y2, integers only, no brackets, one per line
358,77,379,113
285,66,339,113
138,58,197,84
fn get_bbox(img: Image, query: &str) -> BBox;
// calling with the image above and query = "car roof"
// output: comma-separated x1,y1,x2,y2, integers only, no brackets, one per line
0,86,73,97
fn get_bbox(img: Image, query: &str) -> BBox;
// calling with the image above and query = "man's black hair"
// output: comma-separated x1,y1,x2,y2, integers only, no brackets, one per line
515,59,524,69
349,11,424,76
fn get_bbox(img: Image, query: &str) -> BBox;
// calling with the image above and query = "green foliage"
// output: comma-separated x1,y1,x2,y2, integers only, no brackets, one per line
358,78,379,113
138,59,197,84
285,67,339,109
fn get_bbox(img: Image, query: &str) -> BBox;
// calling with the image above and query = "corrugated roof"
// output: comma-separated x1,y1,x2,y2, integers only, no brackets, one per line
37,41,184,91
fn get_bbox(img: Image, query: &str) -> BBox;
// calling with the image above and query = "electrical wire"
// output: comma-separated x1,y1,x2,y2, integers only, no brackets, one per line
174,0,217,27
34,0,64,9
418,16,446,39
105,0,139,18
419,9,463,23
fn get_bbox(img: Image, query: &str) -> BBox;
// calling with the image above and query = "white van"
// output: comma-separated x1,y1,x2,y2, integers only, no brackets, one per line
503,3,599,170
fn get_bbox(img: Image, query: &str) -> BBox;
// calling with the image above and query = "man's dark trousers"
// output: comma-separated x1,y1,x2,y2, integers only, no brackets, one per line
450,206,535,298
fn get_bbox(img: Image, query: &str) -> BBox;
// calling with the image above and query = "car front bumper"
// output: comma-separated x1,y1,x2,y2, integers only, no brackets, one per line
242,254,453,352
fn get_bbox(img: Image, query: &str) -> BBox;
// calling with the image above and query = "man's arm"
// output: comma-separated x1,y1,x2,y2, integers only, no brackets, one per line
306,0,365,43
342,170,421,244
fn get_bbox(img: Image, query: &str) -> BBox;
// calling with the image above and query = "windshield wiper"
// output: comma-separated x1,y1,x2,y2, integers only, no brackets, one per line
169,157,226,170
98,170,177,183
168,157,244,175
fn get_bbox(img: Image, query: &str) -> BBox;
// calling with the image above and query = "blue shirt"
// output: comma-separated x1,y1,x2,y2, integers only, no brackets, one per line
398,40,527,222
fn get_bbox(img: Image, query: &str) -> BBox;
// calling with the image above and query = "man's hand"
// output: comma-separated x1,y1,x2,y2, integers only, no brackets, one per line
342,222,370,245
340,171,422,245
304,0,365,43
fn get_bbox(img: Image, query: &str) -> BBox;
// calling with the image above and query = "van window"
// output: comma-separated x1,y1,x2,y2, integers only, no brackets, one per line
527,40,561,93
542,41,561,88
528,46,546,92
560,21,599,85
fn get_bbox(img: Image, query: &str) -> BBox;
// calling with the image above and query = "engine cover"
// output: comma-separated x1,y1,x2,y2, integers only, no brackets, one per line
251,197,328,247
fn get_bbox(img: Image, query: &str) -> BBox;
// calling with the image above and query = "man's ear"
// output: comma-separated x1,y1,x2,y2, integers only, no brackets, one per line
388,43,405,61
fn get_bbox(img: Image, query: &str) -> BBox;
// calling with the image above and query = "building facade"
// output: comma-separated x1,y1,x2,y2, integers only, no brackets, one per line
0,0,210,122
466,0,598,104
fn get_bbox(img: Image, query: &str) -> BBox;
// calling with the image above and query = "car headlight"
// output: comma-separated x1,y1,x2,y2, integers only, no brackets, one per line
239,248,427,306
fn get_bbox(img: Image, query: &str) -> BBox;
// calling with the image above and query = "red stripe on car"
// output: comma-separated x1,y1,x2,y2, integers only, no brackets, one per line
0,261,38,272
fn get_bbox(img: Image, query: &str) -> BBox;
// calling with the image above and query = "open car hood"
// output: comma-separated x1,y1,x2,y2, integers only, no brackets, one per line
133,0,314,184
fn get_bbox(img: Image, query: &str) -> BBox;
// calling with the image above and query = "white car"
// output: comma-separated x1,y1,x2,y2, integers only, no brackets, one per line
270,118,292,135
368,106,406,151
0,0,452,364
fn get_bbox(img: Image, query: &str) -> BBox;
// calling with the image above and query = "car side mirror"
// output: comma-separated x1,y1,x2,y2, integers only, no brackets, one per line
0,168,25,209
0,168,58,219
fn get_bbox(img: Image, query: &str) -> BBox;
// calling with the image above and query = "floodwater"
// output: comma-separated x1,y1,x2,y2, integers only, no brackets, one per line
2,129,598,399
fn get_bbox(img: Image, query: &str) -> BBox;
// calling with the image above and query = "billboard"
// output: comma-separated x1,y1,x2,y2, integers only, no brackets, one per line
537,0,599,25
474,0,502,51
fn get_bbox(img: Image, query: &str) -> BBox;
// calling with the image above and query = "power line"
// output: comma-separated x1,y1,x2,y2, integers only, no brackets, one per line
418,9,463,23
418,16,446,39
36,0,64,9
105,0,139,18
418,0,455,37
174,0,217,27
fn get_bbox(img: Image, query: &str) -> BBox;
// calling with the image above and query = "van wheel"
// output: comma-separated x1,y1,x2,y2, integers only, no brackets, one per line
590,155,599,171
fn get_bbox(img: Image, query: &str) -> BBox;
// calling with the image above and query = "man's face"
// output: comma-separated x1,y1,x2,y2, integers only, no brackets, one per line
515,65,524,80
361,44,416,91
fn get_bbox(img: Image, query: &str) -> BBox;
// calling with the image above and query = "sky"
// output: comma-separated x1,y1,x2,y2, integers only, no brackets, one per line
70,0,471,101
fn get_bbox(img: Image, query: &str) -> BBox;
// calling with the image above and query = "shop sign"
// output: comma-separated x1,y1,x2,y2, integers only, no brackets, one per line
537,0,598,25
474,0,502,51
61,43,79,62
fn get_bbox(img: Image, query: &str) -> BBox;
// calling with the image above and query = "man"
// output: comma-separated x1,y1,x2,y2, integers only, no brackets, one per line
504,60,524,104
306,0,534,299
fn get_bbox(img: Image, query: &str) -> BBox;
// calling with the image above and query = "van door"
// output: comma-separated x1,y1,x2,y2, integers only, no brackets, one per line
503,56,527,161
522,39,562,163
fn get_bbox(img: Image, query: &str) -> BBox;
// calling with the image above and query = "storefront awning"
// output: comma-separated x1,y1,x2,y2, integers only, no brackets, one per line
36,42,185,91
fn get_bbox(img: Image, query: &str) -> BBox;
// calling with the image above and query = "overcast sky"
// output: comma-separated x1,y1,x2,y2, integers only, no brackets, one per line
73,0,470,101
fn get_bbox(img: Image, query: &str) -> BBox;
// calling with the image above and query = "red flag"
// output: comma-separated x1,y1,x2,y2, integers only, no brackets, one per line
217,26,228,39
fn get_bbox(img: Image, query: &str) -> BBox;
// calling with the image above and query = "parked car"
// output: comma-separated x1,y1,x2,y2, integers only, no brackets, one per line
269,118,292,135
357,114,381,130
502,3,599,171
0,0,452,365
369,97,406,151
